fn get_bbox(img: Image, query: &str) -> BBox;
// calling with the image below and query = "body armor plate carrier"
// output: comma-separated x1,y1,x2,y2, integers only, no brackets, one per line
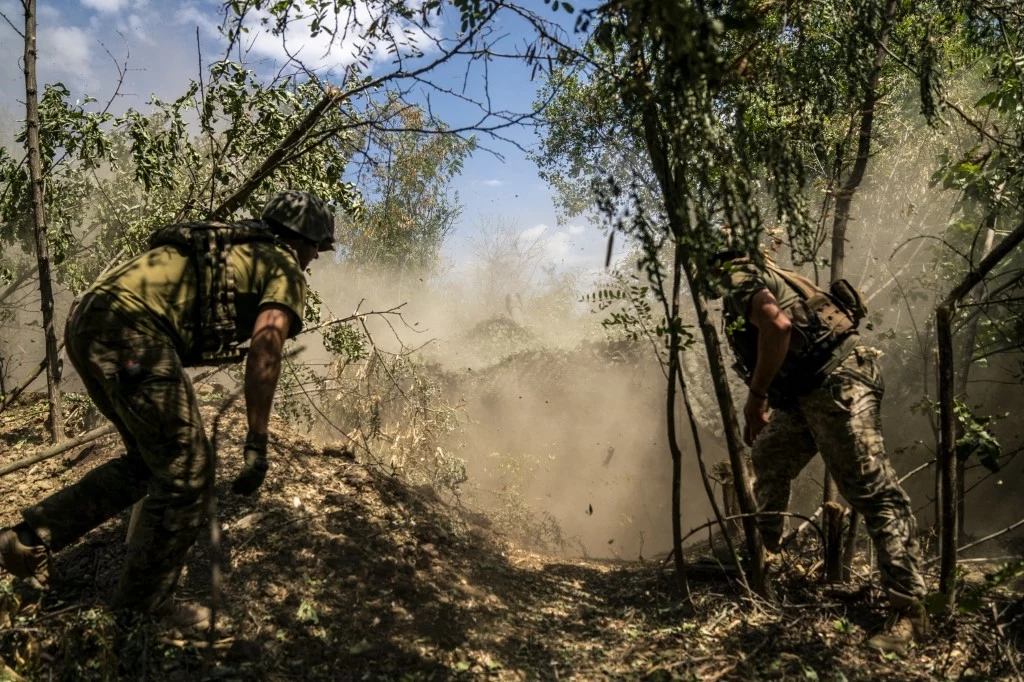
726,259,868,398
149,220,279,365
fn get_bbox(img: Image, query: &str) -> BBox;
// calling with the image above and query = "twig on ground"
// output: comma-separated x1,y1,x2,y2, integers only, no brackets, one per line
924,517,1024,566
0,424,116,478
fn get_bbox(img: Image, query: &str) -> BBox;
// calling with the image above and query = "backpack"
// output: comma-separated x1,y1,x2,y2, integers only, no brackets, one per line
149,220,279,365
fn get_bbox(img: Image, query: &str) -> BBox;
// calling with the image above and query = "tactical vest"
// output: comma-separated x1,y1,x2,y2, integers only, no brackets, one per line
149,220,280,365
725,259,867,398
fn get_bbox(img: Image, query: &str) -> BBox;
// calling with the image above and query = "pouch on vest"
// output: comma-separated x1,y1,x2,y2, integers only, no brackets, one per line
765,264,860,338
829,278,868,325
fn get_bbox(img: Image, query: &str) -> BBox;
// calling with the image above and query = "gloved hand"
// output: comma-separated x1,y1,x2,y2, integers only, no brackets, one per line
232,430,269,496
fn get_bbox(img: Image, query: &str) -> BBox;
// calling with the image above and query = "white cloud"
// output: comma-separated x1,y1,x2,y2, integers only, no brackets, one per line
482,179,503,187
176,3,222,39
543,231,571,261
240,2,443,76
81,0,130,12
521,224,548,241
42,26,94,79
567,224,585,235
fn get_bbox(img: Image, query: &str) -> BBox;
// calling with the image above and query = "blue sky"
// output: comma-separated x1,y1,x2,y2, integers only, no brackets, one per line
0,0,614,275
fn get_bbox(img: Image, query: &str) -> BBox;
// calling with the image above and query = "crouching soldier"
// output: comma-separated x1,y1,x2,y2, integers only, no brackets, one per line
0,190,334,628
714,247,929,655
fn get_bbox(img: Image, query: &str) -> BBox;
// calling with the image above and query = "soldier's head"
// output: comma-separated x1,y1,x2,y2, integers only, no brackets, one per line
262,190,335,268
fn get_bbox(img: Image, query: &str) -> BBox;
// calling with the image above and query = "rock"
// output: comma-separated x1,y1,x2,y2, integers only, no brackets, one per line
230,513,264,531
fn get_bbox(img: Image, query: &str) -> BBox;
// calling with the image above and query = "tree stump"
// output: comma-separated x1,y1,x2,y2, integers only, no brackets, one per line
824,501,845,583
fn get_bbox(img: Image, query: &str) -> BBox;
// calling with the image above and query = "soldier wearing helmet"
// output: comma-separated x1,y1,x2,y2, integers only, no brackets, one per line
711,232,928,656
0,190,334,628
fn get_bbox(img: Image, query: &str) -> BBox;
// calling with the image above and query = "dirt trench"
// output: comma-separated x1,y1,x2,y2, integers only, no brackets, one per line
1,391,1021,681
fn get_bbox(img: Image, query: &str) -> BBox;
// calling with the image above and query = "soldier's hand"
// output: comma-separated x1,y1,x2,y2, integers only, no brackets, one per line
743,392,769,446
232,430,269,496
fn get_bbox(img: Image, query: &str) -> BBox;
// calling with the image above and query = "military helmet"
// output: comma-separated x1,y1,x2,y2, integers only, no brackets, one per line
262,190,336,252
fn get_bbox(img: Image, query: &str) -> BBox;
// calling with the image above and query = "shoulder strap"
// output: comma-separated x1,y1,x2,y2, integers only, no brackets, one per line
149,219,277,251
764,262,821,300
765,262,857,338
148,219,279,365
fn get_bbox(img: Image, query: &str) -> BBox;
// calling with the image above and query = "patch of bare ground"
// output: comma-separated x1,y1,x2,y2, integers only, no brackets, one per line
1,393,1021,681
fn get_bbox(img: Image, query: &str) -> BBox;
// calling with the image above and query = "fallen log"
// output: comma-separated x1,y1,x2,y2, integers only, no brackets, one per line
0,424,115,478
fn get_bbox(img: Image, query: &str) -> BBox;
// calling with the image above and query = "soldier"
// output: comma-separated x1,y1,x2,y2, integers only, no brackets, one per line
714,247,928,655
0,190,334,628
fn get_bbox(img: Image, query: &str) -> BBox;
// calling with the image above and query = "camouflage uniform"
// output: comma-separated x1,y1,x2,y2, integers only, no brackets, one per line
751,345,926,598
720,260,926,600
20,237,307,613
23,294,212,611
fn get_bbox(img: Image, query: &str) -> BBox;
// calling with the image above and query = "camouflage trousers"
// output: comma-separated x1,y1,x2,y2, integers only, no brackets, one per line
752,345,927,599
22,292,212,612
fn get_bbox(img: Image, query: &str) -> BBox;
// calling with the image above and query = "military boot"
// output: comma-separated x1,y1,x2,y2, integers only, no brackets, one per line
0,526,50,589
866,589,929,655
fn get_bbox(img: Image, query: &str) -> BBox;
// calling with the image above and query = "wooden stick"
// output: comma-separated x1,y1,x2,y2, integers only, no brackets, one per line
823,501,845,583
926,516,1024,566
0,424,115,478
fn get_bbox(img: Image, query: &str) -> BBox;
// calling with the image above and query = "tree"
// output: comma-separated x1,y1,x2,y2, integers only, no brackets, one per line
341,104,472,277
914,0,1024,609
466,215,549,312
21,0,64,442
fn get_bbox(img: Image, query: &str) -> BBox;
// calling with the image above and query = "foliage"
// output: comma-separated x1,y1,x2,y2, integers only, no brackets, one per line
921,1,1024,366
583,271,688,356
0,61,364,299
320,348,465,499
953,399,1004,473
341,104,472,275
956,561,1024,614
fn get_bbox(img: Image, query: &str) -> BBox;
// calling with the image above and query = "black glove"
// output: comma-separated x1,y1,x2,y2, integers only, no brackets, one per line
232,430,269,496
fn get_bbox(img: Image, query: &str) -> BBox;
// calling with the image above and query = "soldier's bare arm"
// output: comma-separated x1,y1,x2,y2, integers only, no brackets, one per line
245,303,295,436
743,289,792,444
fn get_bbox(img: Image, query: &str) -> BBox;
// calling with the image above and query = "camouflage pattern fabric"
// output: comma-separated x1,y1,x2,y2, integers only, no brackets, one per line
88,240,307,363
262,189,335,251
22,292,212,612
751,345,927,599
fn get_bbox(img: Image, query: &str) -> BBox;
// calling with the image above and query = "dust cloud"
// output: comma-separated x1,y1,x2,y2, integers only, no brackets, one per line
307,263,721,560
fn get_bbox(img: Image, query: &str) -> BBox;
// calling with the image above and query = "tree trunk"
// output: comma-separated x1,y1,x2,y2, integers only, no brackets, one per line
665,245,691,600
23,0,64,443
829,0,898,280
824,502,845,583
689,289,767,595
936,218,1024,611
953,223,996,542
632,70,767,594
936,304,957,609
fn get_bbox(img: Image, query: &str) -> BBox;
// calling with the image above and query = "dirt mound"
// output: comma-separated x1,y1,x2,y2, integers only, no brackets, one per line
438,315,538,370
1,393,1021,680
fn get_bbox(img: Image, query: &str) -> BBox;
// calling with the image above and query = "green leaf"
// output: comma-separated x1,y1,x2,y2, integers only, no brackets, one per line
296,599,319,624
349,639,373,655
